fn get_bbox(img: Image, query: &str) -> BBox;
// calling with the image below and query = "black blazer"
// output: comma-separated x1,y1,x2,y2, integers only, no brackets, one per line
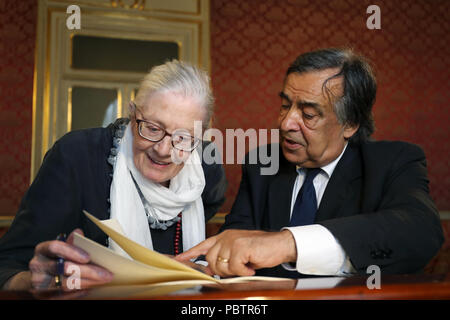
221,141,444,277
0,120,227,287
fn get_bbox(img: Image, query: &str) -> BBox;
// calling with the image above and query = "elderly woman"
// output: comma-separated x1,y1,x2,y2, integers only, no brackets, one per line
0,60,226,290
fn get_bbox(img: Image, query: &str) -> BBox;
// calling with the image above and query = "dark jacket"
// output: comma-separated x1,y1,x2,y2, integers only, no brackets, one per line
221,141,444,278
0,120,227,287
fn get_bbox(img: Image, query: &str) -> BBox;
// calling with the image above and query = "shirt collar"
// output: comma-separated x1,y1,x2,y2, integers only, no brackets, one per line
296,143,348,178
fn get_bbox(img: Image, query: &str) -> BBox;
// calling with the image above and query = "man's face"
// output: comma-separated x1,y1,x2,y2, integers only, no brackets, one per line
278,69,358,168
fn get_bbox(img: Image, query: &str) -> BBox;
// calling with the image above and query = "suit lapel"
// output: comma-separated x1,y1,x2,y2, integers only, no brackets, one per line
315,143,362,222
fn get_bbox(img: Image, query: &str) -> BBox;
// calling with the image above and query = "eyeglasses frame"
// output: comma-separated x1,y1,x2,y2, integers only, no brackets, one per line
133,115,201,152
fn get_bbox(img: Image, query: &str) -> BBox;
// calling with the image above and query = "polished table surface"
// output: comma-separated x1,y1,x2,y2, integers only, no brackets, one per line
1,273,450,300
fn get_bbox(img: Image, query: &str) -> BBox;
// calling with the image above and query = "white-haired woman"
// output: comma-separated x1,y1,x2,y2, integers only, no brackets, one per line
0,60,226,290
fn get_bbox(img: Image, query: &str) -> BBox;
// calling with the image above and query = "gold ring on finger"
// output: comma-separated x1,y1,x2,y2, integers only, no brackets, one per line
54,275,62,288
217,256,229,263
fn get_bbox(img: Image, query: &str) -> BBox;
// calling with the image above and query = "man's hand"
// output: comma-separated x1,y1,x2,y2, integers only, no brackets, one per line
175,229,297,277
4,228,114,290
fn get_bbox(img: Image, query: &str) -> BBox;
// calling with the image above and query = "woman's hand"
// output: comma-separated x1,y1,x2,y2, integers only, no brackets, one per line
6,229,114,290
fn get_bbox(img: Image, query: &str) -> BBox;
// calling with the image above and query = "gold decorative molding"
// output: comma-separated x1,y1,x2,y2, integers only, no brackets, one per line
110,0,201,14
1,211,449,230
207,212,226,225
0,216,14,228
441,211,450,220
110,0,145,10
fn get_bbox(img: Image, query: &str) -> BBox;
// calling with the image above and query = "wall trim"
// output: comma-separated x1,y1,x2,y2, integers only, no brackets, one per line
1,211,449,229
0,216,14,228
440,211,450,220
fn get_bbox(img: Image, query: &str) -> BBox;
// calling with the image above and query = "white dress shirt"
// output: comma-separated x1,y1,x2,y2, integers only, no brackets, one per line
282,143,356,275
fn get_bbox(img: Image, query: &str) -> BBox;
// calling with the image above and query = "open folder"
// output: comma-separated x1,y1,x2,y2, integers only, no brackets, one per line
73,210,287,286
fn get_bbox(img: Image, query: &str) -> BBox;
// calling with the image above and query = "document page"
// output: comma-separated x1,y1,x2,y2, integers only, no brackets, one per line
74,210,288,286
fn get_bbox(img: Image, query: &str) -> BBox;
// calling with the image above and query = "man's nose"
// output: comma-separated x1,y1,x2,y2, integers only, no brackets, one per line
280,108,301,132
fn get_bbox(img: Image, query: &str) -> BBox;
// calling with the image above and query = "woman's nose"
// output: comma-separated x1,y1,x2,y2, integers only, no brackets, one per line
153,135,172,157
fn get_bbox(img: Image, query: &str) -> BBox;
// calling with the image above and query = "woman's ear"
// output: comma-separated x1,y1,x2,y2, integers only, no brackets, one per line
128,101,137,119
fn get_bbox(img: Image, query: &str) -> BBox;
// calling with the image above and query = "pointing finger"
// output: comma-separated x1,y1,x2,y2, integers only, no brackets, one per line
175,236,217,262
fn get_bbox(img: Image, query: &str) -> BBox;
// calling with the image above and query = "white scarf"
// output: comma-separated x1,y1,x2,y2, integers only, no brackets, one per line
108,124,206,258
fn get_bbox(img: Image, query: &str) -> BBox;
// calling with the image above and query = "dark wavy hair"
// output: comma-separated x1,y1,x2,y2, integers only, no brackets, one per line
286,48,377,143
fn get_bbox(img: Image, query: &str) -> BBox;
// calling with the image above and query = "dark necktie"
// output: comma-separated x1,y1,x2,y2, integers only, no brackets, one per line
289,168,322,227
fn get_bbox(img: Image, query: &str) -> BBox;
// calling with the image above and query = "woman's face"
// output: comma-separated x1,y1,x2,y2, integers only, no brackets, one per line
132,91,205,187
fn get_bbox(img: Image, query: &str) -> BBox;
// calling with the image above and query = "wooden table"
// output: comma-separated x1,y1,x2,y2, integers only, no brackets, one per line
1,273,449,300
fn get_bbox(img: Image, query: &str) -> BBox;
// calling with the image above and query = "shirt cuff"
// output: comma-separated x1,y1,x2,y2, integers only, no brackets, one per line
194,260,209,267
282,224,355,276
295,277,345,289
193,257,220,279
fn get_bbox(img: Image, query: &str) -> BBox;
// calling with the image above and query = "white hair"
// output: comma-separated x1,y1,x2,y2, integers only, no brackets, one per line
134,60,214,129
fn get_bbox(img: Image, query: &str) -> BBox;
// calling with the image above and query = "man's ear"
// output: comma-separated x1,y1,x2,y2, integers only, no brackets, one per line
343,123,359,140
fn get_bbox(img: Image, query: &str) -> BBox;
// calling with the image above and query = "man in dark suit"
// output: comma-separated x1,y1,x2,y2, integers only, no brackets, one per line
177,48,444,278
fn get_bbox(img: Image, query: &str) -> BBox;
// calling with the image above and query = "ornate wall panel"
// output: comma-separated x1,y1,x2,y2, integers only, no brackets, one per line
0,0,449,217
0,0,37,216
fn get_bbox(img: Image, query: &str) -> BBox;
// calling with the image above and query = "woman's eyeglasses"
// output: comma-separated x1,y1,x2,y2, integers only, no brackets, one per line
135,118,200,152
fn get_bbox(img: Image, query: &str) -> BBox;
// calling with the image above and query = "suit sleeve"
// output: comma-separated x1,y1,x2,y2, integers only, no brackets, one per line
319,143,444,274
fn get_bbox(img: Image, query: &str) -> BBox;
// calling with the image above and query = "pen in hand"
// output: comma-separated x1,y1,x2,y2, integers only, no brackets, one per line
55,233,66,288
